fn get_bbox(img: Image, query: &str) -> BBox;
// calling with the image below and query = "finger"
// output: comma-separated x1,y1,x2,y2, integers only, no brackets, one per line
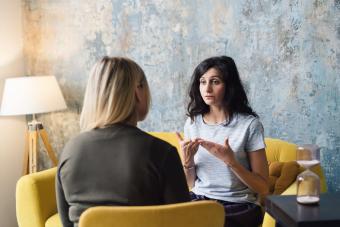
224,138,229,147
192,143,199,153
196,138,204,144
187,142,198,154
182,141,192,152
191,140,199,147
175,132,184,141
186,142,194,152
192,137,202,143
182,140,190,147
199,140,214,150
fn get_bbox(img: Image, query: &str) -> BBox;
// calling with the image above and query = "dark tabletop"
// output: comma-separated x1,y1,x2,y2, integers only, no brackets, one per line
265,193,340,227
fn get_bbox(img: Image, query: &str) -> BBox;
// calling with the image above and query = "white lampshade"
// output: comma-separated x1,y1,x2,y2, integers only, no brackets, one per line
0,76,67,116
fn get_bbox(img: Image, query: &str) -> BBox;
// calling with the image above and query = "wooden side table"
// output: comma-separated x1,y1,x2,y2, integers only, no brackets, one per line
265,193,340,227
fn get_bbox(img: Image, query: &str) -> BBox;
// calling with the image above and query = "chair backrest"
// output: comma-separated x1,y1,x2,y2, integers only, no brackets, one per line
264,138,298,163
78,201,225,227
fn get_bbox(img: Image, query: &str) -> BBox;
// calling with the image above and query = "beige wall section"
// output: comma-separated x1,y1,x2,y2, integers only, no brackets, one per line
0,0,26,226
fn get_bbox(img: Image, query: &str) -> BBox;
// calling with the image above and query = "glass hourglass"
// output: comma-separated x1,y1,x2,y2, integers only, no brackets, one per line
296,144,321,204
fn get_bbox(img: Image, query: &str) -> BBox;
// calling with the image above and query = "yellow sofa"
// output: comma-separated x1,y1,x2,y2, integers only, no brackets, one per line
16,133,327,227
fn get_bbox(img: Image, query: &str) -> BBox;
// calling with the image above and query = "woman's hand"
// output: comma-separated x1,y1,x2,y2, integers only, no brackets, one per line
199,138,269,195
175,132,199,168
198,138,236,167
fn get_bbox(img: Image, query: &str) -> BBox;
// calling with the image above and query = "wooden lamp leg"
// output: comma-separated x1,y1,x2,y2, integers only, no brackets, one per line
23,120,59,175
22,130,29,175
28,129,38,173
38,127,58,166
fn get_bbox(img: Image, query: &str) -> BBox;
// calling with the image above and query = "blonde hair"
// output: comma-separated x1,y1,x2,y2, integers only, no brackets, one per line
80,56,150,131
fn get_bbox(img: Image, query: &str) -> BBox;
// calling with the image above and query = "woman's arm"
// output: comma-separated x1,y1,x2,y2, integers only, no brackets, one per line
56,169,74,227
176,132,199,189
228,149,269,196
199,139,269,196
183,165,196,189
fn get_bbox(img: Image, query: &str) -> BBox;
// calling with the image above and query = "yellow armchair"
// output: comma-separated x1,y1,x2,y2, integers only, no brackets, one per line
78,200,225,227
16,167,61,227
15,134,327,227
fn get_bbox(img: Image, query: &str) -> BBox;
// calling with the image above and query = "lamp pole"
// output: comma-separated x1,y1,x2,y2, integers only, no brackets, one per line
23,116,58,174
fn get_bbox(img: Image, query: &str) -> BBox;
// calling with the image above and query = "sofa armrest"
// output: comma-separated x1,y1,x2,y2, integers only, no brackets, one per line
16,167,58,227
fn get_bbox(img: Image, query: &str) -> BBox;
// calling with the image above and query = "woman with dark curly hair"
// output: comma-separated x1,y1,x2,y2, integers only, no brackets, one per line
177,56,269,227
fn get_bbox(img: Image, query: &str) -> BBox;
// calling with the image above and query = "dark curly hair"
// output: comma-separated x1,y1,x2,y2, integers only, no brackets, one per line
187,56,258,123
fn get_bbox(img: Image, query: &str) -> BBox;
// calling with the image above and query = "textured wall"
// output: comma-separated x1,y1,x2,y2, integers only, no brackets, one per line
22,0,340,192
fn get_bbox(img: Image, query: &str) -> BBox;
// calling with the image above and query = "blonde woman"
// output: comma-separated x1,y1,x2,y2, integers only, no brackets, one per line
56,57,190,227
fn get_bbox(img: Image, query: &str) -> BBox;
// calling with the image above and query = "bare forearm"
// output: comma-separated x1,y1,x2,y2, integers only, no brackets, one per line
184,167,196,189
228,161,269,196
176,134,199,189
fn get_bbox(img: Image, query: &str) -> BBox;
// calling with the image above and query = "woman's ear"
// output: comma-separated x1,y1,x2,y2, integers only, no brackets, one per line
135,87,142,103
134,84,148,122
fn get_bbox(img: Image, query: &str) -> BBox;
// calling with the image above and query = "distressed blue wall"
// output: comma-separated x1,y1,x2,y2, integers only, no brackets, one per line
22,0,340,192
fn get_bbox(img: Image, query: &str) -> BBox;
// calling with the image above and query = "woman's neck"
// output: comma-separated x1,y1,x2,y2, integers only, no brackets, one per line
125,120,137,127
203,106,229,124
124,112,138,127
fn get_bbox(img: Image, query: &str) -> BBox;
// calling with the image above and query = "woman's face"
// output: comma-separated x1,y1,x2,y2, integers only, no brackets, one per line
199,68,225,107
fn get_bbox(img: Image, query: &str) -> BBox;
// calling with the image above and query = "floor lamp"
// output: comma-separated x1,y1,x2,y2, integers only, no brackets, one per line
0,76,67,175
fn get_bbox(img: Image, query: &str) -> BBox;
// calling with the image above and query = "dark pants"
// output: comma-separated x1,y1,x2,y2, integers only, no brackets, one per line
190,192,263,227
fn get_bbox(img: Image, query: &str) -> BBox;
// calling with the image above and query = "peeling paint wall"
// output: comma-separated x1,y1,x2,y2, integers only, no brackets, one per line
22,0,340,192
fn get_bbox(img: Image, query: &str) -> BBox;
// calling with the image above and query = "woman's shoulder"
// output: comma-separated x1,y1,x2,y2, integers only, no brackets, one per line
233,113,263,129
146,133,176,151
62,129,99,154
62,124,132,153
184,115,202,127
234,113,260,123
69,127,109,143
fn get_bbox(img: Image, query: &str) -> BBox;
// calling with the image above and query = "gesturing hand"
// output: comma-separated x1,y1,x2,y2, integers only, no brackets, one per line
198,138,236,167
175,132,199,168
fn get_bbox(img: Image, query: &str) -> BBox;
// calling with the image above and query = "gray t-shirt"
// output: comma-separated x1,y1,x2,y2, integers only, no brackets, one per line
184,113,265,203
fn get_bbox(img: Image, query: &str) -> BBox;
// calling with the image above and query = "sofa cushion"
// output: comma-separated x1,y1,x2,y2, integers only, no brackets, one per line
268,161,300,195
